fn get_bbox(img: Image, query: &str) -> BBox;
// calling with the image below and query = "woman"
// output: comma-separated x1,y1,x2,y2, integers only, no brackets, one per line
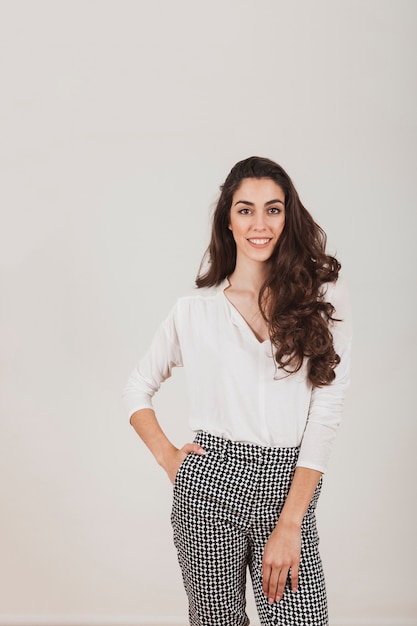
123,156,352,626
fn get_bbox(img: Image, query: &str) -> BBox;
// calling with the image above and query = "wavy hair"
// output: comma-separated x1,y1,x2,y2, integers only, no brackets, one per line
196,156,341,387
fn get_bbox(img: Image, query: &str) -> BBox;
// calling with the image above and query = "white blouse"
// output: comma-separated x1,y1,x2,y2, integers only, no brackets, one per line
123,278,352,473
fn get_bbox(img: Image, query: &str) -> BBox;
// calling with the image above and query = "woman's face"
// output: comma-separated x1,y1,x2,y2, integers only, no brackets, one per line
229,177,286,265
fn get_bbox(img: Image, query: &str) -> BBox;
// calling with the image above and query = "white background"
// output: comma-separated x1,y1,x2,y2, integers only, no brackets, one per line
0,1,416,624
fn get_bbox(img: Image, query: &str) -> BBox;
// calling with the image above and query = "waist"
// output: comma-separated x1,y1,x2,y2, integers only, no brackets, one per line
194,430,300,465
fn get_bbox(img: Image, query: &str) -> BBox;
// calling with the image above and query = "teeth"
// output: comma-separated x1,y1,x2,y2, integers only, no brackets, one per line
249,238,270,244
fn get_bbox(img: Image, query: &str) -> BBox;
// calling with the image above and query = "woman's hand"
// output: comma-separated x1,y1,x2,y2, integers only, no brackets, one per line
261,519,301,604
129,410,207,484
162,442,206,484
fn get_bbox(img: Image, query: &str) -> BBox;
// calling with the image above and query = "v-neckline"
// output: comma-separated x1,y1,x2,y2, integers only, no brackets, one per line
222,283,270,346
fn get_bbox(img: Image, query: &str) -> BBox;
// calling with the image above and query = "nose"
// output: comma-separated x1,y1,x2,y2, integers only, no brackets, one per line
253,213,267,231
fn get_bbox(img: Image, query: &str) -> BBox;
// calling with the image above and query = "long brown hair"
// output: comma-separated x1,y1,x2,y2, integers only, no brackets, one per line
196,156,341,387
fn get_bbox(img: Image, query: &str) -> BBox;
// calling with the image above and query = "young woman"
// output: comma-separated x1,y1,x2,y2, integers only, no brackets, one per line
123,156,352,626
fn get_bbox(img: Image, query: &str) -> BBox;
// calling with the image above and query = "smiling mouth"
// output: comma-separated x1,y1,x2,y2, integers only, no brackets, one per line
247,238,272,245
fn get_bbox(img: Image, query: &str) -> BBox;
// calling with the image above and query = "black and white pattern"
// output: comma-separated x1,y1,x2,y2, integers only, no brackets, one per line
171,431,328,626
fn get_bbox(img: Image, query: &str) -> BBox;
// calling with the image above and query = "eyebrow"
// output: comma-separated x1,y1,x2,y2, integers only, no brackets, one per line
233,199,285,207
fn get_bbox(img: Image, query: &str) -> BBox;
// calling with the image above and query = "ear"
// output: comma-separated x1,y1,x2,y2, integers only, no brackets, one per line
228,224,232,230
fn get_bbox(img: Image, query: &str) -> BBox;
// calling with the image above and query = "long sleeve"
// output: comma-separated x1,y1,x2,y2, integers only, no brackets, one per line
296,278,353,473
122,305,183,419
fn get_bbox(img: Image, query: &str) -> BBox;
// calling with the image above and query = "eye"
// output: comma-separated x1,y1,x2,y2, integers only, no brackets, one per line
237,208,252,215
268,207,282,214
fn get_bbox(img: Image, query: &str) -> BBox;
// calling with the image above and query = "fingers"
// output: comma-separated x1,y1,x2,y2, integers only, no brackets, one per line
276,567,287,602
290,563,299,593
167,443,205,485
181,443,206,456
262,565,290,603
262,559,299,603
261,524,301,603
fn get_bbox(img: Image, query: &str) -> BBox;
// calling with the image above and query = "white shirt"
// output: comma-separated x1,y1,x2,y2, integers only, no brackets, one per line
123,278,352,473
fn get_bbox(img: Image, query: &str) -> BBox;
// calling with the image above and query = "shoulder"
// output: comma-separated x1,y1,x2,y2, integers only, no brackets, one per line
170,281,226,318
176,280,226,305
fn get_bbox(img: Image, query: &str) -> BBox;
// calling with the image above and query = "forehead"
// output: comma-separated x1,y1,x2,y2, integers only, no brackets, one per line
233,177,285,201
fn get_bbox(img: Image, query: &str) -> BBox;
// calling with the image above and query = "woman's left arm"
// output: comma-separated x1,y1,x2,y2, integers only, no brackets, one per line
263,278,353,604
262,466,322,604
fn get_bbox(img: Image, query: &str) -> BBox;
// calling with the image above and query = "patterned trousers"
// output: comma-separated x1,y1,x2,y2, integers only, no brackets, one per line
171,431,328,626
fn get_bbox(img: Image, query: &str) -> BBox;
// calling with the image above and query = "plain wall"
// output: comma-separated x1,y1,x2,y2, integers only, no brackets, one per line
0,0,416,624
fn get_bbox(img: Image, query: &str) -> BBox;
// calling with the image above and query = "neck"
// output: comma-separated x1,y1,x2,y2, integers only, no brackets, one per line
228,258,268,294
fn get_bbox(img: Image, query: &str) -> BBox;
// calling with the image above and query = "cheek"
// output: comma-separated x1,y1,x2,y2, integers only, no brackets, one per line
229,218,244,236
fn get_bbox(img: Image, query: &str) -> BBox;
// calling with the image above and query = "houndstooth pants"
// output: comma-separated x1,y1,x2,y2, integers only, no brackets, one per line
171,431,328,626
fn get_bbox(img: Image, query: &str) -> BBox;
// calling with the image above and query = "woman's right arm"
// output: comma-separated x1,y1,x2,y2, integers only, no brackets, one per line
130,408,205,484
125,302,205,482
